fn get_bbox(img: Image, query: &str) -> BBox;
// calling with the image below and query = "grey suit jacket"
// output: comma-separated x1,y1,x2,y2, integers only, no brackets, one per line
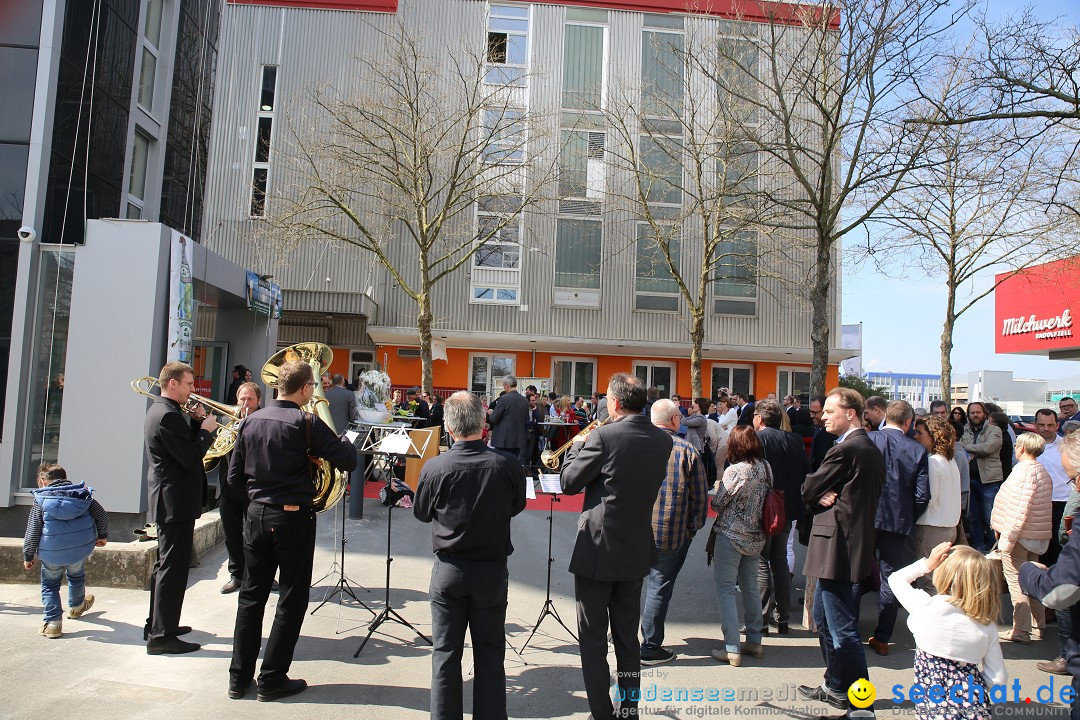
489,389,529,449
560,414,672,581
324,385,357,433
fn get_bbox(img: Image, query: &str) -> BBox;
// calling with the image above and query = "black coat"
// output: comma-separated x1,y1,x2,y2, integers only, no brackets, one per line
801,428,884,582
1020,530,1080,676
737,402,755,426
757,426,809,524
489,389,529,449
561,414,672,581
144,397,213,524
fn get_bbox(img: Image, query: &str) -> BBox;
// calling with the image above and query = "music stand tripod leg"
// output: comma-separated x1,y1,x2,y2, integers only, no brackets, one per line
518,492,577,657
311,488,374,617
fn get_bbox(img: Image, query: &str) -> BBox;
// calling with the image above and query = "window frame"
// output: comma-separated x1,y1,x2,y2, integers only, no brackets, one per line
561,20,609,114
634,220,681,313
250,65,278,218
551,356,597,398
710,363,754,398
485,4,530,87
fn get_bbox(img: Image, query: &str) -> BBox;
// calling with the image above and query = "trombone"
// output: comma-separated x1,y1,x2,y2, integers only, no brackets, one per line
540,416,609,470
130,376,245,471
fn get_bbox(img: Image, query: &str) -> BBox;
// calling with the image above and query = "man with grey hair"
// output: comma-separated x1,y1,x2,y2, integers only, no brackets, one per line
414,391,527,720
638,399,707,665
487,375,529,460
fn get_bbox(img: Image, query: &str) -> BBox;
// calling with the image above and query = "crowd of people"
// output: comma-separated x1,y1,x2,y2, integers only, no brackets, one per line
18,357,1080,719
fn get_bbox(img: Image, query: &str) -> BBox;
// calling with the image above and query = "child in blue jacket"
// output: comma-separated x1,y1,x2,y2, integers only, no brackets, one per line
22,464,108,638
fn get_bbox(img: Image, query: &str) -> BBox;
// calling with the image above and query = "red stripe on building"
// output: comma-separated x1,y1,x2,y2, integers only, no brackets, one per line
227,0,398,12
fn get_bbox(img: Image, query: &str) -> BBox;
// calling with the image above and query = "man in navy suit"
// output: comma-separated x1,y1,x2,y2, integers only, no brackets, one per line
736,393,756,426
861,399,930,656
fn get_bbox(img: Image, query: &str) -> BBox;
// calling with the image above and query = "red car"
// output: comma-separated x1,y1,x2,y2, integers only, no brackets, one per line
1010,414,1037,433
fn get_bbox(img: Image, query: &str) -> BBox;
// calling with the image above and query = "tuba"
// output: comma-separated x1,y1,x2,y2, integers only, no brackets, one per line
130,376,243,472
261,342,348,512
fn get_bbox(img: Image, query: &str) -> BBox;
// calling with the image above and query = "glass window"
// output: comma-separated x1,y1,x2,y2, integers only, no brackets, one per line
713,230,757,298
0,143,29,236
260,66,277,112
473,243,520,269
562,24,605,112
143,0,164,47
470,356,489,393
635,223,679,294
255,116,273,164
642,30,683,118
639,135,682,205
720,141,758,206
482,109,524,164
126,202,143,219
250,167,268,217
129,132,150,200
711,365,751,397
635,363,674,398
486,5,528,87
138,46,157,110
559,130,588,198
718,32,759,123
555,218,601,289
0,48,38,143
554,359,595,397
473,287,518,302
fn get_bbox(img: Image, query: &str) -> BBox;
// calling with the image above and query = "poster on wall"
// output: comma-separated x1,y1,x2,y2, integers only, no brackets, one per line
168,231,195,363
246,271,283,319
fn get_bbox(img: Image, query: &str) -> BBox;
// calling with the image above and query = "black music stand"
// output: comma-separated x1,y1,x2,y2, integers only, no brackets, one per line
310,472,374,617
354,424,435,657
518,473,577,658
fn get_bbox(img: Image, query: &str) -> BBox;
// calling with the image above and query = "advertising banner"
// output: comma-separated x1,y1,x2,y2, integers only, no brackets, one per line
167,231,194,363
245,271,283,319
995,257,1079,355
840,323,863,377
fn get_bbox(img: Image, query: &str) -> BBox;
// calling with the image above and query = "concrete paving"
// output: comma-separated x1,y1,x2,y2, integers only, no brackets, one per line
0,495,1071,720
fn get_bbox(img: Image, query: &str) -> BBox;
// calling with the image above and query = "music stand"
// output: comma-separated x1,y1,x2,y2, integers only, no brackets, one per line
310,463,374,617
354,424,436,657
518,473,577,658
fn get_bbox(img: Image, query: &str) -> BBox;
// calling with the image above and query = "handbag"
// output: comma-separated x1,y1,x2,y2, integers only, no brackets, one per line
762,490,786,535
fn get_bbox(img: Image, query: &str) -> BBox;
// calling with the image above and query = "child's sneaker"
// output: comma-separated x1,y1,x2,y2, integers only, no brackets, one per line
40,621,62,639
67,594,94,619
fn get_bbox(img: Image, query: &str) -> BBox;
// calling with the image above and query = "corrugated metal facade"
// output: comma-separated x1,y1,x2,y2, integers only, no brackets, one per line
203,0,839,356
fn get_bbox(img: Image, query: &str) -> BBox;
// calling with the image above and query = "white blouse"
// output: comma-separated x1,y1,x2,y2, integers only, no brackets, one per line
889,559,1007,688
717,408,738,432
918,454,962,528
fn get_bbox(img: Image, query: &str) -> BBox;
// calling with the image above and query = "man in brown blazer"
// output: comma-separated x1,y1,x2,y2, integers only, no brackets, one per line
797,388,884,717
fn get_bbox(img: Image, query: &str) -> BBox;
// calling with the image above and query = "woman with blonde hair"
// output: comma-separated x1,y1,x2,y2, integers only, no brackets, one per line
889,543,1005,719
913,416,962,558
991,431,1053,643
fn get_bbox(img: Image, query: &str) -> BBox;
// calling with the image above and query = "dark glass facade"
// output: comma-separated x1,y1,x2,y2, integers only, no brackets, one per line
0,0,44,434
42,0,140,246
159,0,221,241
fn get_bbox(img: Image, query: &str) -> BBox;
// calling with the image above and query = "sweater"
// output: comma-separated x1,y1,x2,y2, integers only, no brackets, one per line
917,454,961,528
990,459,1053,553
889,559,1007,688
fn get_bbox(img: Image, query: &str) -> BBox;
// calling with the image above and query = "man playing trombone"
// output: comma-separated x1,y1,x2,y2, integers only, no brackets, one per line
143,362,217,655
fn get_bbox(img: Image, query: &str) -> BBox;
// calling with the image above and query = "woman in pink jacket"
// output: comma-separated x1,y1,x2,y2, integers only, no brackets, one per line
990,432,1053,643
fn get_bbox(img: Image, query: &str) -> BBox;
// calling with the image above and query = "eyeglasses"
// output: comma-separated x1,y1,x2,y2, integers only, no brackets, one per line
305,382,317,387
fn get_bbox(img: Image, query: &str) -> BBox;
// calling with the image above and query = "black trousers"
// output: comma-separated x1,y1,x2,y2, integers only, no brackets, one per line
575,575,643,720
146,519,195,641
1043,501,1067,566
853,530,915,643
429,555,509,720
230,503,316,690
218,485,247,581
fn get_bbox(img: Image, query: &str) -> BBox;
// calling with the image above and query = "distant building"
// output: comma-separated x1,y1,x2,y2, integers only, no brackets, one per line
951,370,1049,415
866,372,943,409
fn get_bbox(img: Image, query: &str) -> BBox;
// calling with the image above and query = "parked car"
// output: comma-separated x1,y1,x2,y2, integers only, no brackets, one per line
1010,414,1037,433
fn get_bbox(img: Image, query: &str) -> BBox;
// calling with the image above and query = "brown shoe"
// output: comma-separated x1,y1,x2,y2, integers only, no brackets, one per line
1037,657,1069,675
867,636,889,656
999,631,1031,644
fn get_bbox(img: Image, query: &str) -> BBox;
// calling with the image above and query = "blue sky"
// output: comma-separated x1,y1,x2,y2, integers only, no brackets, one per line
841,0,1079,382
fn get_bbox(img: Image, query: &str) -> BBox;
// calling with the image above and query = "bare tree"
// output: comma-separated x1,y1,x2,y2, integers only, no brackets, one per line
604,26,796,398
699,0,969,396
275,18,554,394
869,57,1072,405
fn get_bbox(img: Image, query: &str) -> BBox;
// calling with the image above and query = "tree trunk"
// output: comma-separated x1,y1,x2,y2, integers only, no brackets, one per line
809,235,833,398
689,304,705,399
940,283,956,407
417,291,434,397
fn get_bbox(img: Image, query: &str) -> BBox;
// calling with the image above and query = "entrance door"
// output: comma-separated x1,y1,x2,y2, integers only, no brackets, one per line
193,342,229,404
633,361,676,398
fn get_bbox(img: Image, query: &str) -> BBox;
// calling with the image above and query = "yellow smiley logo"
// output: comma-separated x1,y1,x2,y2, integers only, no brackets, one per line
848,679,876,708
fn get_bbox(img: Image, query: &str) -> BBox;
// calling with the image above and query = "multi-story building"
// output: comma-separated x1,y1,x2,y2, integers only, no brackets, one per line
865,372,943,409
202,0,847,403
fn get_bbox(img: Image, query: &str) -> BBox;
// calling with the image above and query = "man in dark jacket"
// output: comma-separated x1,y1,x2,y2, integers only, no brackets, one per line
1021,430,1080,719
144,362,217,654
862,399,930,656
487,375,529,458
808,396,838,473
798,388,885,717
561,373,672,720
753,399,808,635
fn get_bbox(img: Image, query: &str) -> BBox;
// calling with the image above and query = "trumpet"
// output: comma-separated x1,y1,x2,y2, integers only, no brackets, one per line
130,376,245,471
540,417,609,470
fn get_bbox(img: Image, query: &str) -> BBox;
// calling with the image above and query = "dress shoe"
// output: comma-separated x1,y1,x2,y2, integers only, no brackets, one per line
228,678,253,699
221,578,241,594
798,684,848,710
867,636,889,656
777,622,790,635
740,642,764,659
143,625,192,641
257,677,307,702
146,637,200,655
640,647,676,666
710,649,742,667
1037,657,1069,675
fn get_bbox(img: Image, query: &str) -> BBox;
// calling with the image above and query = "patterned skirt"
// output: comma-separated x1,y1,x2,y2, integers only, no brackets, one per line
912,650,993,720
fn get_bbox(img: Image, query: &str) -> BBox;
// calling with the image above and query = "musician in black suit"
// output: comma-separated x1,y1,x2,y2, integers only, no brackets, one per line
487,375,530,458
561,373,672,720
753,399,808,634
798,388,884,716
143,362,217,654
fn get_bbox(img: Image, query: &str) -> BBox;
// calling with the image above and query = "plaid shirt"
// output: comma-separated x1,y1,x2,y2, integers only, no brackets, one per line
652,430,708,553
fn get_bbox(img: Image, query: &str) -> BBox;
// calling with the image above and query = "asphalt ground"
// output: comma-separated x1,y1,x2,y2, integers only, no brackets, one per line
0,494,1072,720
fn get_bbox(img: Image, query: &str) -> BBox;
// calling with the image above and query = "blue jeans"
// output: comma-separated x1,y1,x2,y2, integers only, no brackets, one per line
814,578,869,709
712,532,762,653
640,541,691,653
41,558,86,623
968,481,1000,551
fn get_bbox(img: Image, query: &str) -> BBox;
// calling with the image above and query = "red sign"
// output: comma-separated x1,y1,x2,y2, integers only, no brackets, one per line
995,256,1080,354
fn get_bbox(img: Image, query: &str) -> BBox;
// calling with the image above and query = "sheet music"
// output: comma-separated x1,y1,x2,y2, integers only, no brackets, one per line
525,479,536,500
378,433,413,455
538,474,563,494
344,430,360,444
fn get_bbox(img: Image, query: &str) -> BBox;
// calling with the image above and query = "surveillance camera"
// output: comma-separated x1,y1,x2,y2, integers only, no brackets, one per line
17,226,36,242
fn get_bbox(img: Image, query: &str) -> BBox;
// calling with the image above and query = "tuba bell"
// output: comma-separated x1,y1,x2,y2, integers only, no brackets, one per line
261,342,348,512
